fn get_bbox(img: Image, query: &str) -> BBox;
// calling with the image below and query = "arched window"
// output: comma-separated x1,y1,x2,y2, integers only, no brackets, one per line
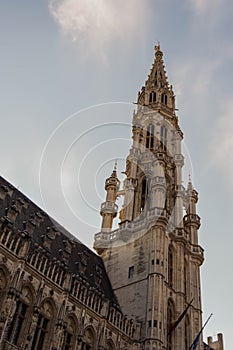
7,300,28,345
168,245,173,288
149,91,156,103
63,316,76,350
31,300,54,350
0,268,8,310
140,178,148,212
6,286,33,346
106,340,115,350
162,93,168,105
81,327,95,350
160,125,167,150
146,124,154,150
167,300,174,350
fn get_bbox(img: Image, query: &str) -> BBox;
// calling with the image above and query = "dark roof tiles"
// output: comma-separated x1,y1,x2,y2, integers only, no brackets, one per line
0,175,118,305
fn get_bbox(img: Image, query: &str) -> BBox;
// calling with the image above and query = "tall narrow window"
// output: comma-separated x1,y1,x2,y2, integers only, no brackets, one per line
160,125,167,150
81,328,94,350
155,70,158,87
62,316,76,350
149,91,156,103
162,93,168,105
185,317,190,350
31,314,49,350
31,300,53,350
63,331,72,350
184,261,188,296
7,300,28,345
168,245,173,288
140,178,148,212
146,124,154,150
167,301,173,350
128,266,134,279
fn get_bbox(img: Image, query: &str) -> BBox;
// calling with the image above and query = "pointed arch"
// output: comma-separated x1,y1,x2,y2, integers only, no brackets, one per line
21,283,36,304
149,91,156,103
6,283,35,346
106,338,115,350
81,325,96,350
31,297,56,350
62,313,78,350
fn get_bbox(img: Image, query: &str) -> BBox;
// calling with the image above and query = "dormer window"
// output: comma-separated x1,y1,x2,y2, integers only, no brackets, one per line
162,93,167,105
149,91,156,103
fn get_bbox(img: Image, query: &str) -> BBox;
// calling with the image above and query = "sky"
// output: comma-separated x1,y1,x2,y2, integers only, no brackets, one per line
0,0,232,348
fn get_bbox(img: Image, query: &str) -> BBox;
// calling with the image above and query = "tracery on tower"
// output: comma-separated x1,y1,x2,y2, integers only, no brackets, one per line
94,44,206,350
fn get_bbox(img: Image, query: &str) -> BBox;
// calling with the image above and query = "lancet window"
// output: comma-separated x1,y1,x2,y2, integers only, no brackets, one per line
31,300,54,350
146,124,154,150
140,178,148,212
168,245,173,288
149,91,156,103
7,300,28,345
167,300,174,350
162,93,168,105
160,125,168,150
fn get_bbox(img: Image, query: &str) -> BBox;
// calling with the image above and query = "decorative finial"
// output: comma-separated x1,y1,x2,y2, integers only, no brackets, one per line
187,171,193,190
114,160,117,172
188,171,191,183
154,41,161,52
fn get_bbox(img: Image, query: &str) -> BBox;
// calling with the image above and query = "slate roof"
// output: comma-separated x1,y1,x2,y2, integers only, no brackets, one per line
0,175,118,305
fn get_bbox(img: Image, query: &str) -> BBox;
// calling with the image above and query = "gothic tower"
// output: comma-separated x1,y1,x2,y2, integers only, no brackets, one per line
94,45,204,350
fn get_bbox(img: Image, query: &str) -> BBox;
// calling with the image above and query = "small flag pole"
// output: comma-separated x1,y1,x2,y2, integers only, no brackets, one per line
189,313,213,350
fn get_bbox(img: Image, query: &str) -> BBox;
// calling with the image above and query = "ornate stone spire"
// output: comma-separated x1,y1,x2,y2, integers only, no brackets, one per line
137,43,176,115
146,42,169,89
100,163,120,234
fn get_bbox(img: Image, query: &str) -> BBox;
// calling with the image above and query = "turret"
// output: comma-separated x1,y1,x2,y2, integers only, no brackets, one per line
100,163,120,233
184,176,201,246
207,333,224,350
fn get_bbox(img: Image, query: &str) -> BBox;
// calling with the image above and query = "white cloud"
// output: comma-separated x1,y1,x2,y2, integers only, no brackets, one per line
209,99,233,191
172,58,220,101
49,0,146,57
189,0,221,15
189,0,227,30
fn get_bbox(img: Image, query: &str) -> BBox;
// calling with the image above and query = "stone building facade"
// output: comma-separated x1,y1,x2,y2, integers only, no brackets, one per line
0,46,224,350
0,175,141,349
